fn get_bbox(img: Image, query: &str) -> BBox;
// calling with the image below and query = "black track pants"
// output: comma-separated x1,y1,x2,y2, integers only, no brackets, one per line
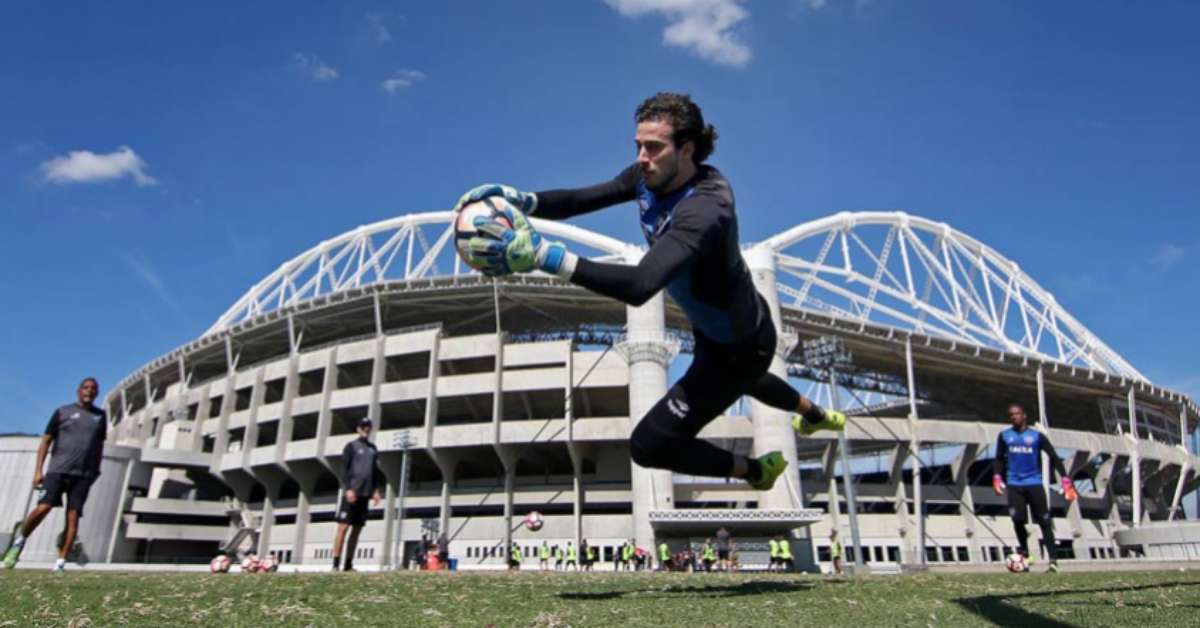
629,319,800,477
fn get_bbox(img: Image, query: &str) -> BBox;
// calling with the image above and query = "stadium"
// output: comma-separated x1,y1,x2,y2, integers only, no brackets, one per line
3,210,1198,573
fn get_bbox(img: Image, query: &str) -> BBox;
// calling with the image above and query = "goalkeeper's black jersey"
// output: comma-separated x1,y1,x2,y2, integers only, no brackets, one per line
533,164,765,345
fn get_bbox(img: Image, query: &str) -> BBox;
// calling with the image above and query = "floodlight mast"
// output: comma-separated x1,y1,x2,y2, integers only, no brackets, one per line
803,336,865,571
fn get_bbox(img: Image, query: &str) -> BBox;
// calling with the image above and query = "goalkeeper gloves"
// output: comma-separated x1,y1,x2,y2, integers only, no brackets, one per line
469,204,576,278
992,474,1006,496
454,183,537,215
1061,477,1077,502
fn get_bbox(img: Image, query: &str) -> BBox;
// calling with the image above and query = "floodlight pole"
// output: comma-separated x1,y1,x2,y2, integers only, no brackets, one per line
828,367,864,569
392,432,415,570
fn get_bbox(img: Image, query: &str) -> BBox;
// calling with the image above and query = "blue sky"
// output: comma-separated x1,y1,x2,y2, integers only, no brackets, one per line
1,0,1198,436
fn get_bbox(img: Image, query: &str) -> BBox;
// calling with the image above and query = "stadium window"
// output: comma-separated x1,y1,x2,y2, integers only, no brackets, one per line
887,546,900,563
298,368,326,397
209,395,224,418
940,547,954,562
845,547,856,563
925,547,939,563
235,386,253,411
873,546,884,563
1089,548,1097,559
956,547,969,562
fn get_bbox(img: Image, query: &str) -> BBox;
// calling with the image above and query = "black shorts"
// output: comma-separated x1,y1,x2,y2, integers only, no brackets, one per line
1007,484,1051,525
336,495,369,526
717,549,730,560
39,473,93,516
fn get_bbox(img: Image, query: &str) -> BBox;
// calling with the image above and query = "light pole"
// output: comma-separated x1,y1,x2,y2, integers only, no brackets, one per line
391,430,416,570
802,336,865,571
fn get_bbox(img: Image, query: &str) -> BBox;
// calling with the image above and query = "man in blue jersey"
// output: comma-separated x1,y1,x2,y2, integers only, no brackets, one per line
992,404,1076,572
454,92,845,492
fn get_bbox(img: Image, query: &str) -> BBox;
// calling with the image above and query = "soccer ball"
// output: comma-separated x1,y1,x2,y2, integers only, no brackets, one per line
209,554,232,574
257,555,279,573
523,511,544,532
454,198,515,271
240,554,261,573
1005,553,1028,573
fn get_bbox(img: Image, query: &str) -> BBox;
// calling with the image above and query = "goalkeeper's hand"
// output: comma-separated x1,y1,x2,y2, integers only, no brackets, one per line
992,474,1006,496
1061,477,1077,502
468,205,574,277
453,183,537,215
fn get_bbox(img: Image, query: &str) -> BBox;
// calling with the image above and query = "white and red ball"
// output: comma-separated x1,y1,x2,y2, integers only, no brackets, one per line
240,554,261,573
257,555,279,573
1005,553,1028,573
454,198,515,271
209,554,232,573
523,510,544,532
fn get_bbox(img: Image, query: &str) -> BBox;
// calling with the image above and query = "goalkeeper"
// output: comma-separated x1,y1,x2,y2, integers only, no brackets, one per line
455,92,844,491
992,403,1076,572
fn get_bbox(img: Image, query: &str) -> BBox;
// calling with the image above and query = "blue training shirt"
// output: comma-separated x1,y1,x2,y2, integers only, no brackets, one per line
997,427,1044,487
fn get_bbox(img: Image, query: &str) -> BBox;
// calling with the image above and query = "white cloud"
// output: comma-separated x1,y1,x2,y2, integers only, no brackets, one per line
381,69,426,93
1150,244,1185,272
604,0,752,68
40,146,156,186
368,13,393,43
291,52,339,82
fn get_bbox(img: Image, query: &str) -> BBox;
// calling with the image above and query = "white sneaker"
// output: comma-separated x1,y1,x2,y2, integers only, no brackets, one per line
52,559,65,574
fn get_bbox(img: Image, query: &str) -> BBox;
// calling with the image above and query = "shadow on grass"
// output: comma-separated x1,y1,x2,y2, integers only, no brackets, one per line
558,579,819,600
953,580,1200,628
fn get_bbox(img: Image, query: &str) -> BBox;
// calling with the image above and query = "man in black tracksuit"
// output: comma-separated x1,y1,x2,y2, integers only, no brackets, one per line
332,417,385,572
457,92,845,491
4,377,106,572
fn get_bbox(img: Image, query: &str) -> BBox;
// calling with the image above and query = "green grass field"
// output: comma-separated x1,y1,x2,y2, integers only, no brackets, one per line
0,569,1196,627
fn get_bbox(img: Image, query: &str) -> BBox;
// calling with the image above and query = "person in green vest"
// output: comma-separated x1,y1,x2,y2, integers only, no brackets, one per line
554,544,564,571
701,539,716,572
539,541,551,572
768,536,781,573
565,541,578,571
830,530,844,576
658,541,673,572
778,536,794,573
585,543,597,572
508,541,523,571
621,540,635,571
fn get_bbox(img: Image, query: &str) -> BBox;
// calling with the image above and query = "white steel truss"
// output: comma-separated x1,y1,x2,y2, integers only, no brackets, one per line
757,211,1143,380
209,210,1142,380
207,211,638,335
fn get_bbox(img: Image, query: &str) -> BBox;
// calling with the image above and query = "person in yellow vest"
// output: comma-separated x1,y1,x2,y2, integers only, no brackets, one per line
701,539,716,572
830,530,844,576
620,540,634,572
778,536,793,573
768,536,781,573
658,541,673,571
565,541,578,571
508,541,523,571
554,544,564,571
539,541,551,572
586,543,597,571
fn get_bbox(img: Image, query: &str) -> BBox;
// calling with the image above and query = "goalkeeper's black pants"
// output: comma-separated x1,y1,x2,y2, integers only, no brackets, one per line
1008,484,1058,561
629,318,800,478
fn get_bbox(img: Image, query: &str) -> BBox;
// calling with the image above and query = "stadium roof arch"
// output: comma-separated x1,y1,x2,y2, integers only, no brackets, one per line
207,210,1142,380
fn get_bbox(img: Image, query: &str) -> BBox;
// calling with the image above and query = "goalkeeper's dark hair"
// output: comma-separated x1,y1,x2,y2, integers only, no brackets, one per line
635,92,718,165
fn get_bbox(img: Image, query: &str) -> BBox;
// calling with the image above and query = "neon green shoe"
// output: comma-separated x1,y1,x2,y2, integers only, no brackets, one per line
792,408,846,436
3,545,21,569
747,451,788,491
